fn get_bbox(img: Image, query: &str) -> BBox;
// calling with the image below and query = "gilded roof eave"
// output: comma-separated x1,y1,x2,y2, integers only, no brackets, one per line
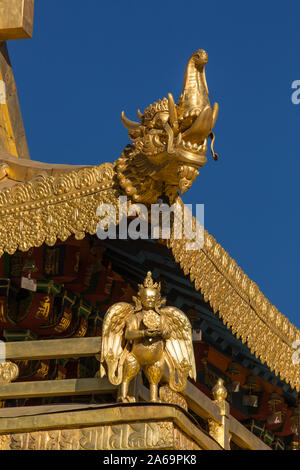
0,160,120,253
0,151,91,190
163,203,300,391
0,159,298,391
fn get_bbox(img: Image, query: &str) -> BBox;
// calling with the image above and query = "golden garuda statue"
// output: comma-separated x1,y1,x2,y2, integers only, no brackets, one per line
116,49,218,204
100,272,196,402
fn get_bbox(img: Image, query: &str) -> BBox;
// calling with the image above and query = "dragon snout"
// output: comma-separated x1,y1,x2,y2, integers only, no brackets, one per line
194,49,208,65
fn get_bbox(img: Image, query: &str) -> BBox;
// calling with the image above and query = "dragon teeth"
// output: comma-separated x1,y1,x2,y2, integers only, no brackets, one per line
179,138,201,152
180,108,201,120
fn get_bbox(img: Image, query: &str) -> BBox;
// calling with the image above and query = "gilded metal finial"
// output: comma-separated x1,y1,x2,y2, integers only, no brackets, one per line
117,49,219,204
212,378,228,403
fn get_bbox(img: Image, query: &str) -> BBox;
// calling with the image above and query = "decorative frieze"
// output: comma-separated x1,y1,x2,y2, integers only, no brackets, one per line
0,420,202,450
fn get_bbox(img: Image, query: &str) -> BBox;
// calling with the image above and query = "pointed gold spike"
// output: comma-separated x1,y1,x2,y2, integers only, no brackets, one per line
168,93,178,125
121,111,141,130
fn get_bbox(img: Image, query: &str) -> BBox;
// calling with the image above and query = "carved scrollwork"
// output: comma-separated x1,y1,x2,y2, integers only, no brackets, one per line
0,163,119,256
5,422,176,450
0,360,19,383
0,434,10,450
164,199,300,391
159,385,188,411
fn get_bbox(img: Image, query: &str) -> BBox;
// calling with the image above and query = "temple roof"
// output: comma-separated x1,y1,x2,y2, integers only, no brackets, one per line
0,153,298,391
0,151,89,189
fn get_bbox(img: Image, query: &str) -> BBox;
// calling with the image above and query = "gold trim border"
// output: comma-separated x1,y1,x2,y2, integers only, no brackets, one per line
0,162,119,255
164,200,300,391
0,404,220,450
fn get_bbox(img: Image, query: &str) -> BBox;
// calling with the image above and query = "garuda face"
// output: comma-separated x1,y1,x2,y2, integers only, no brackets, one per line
116,49,219,204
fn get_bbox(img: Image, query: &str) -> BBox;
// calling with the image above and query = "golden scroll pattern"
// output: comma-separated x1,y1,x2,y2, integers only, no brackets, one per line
165,200,300,391
0,162,119,256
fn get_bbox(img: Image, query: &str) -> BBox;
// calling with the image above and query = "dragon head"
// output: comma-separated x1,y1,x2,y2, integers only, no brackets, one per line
116,49,219,204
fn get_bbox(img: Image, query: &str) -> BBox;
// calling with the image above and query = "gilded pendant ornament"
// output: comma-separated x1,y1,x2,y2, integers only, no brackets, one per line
100,271,196,402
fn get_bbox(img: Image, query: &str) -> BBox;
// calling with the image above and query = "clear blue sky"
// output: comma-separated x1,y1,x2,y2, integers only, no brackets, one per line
7,0,300,328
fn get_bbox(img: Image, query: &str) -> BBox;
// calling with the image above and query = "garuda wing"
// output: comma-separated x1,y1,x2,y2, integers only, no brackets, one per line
160,305,196,392
100,302,134,386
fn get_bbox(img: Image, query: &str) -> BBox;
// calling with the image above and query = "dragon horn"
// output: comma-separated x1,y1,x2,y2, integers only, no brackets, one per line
168,93,178,125
137,109,143,120
121,111,141,130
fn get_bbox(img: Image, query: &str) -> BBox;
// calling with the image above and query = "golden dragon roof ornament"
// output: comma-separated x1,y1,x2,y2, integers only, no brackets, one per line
117,49,219,204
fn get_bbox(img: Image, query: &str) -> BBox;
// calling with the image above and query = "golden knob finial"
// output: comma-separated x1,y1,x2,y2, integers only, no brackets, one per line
212,378,227,402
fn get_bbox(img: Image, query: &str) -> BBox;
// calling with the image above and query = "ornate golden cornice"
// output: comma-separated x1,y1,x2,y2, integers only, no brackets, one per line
0,162,119,255
164,200,300,391
0,162,298,390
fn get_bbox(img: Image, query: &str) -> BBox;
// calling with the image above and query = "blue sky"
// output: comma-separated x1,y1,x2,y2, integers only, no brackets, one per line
7,1,300,328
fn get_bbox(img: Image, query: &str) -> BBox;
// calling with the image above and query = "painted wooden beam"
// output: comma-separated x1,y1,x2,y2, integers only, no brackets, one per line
4,337,101,361
0,377,115,399
229,415,271,450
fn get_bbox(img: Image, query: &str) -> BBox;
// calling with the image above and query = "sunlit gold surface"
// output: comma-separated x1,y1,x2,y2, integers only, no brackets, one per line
100,272,196,402
0,158,297,390
159,385,188,411
212,378,228,403
0,1,34,157
208,379,231,449
0,43,31,158
0,404,222,450
0,161,118,255
0,44,296,392
0,0,34,40
117,49,218,204
0,332,271,450
0,361,19,383
163,200,300,391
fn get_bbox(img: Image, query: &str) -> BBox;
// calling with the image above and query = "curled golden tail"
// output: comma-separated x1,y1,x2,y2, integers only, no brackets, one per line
105,360,123,386
100,347,129,386
165,353,190,393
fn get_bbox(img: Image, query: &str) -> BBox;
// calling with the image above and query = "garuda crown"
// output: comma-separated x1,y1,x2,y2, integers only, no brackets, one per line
138,271,160,291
